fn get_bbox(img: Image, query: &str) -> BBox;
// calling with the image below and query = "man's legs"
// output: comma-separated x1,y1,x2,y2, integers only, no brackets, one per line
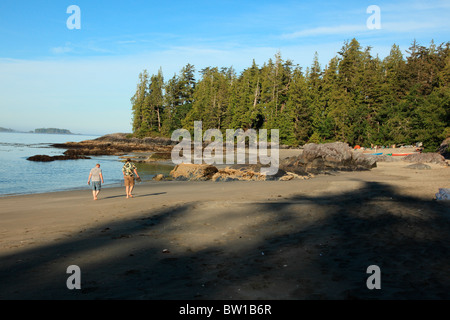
129,184,134,198
124,176,135,198
92,182,101,200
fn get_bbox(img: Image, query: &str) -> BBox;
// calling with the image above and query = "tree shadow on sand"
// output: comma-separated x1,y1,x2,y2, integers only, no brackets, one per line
102,192,167,200
0,181,449,300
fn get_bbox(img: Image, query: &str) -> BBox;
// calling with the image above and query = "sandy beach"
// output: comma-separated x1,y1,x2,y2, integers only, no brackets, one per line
0,151,449,300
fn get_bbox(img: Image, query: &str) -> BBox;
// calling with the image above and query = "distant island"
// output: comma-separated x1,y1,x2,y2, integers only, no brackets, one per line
34,128,73,134
0,127,15,132
1,127,78,134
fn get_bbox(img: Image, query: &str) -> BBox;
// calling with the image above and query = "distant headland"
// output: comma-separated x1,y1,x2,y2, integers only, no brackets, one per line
0,127,15,133
0,127,75,134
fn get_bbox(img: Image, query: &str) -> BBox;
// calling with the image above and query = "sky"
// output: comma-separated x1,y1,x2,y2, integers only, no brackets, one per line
0,0,449,135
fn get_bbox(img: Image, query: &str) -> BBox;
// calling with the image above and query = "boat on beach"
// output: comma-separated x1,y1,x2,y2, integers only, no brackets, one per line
387,153,415,156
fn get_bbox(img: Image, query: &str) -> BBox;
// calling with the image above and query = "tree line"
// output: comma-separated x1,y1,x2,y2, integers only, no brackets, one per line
131,38,450,151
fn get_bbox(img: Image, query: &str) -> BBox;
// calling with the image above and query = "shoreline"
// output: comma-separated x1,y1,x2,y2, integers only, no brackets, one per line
1,144,447,198
0,181,126,198
1,159,448,200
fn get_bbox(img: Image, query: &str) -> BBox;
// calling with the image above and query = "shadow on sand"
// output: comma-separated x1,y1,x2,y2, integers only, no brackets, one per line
0,181,449,300
102,192,167,200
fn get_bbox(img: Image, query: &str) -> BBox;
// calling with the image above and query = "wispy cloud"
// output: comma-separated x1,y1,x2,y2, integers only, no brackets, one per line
50,46,73,55
382,0,450,12
281,25,368,39
116,40,137,45
382,21,447,33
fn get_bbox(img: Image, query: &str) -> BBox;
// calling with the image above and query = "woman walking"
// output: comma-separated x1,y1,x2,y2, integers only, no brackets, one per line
122,158,140,198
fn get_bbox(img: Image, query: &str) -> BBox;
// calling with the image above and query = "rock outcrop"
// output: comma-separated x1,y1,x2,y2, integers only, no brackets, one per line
170,163,218,181
27,154,91,162
403,153,448,166
211,167,268,182
280,142,377,175
164,142,380,182
28,133,175,161
167,142,377,182
229,164,287,180
52,133,175,157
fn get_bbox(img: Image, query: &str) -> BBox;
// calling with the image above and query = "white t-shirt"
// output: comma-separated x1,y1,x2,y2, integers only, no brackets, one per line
90,167,102,182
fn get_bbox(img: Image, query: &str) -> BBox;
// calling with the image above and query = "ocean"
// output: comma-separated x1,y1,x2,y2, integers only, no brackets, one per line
0,132,174,196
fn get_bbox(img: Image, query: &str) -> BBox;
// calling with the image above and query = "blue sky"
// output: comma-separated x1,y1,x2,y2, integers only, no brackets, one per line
0,0,449,135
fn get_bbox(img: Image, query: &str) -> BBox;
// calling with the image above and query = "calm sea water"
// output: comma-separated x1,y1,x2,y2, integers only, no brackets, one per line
0,132,174,196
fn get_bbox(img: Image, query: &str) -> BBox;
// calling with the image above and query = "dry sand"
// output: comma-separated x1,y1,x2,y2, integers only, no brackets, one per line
0,155,449,300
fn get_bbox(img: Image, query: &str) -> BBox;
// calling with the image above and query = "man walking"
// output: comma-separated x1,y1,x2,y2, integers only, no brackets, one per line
88,163,104,200
122,158,140,198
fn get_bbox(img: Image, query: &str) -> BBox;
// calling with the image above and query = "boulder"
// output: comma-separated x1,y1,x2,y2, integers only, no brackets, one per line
302,142,353,164
350,152,379,170
169,163,218,181
403,153,448,166
406,163,431,170
280,142,377,175
279,157,309,176
152,174,165,181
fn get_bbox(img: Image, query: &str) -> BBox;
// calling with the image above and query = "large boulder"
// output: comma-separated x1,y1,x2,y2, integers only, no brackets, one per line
280,142,377,174
169,163,218,181
302,142,353,164
348,151,378,170
403,153,447,166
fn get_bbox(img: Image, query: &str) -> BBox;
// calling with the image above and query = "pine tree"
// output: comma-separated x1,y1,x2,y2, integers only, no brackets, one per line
131,70,150,136
287,65,311,144
146,68,164,134
161,64,196,134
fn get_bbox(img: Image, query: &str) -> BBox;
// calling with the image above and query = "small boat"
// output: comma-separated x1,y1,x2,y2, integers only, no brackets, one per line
391,153,414,156
370,153,383,155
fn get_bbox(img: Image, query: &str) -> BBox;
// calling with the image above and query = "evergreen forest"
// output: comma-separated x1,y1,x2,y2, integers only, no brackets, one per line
130,38,450,151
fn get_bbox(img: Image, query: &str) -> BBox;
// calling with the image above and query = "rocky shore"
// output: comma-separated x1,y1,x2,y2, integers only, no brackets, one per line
26,134,448,180
166,142,379,182
27,133,175,161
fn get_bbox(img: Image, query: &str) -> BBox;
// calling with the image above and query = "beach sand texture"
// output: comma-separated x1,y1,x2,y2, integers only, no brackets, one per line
0,159,449,300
